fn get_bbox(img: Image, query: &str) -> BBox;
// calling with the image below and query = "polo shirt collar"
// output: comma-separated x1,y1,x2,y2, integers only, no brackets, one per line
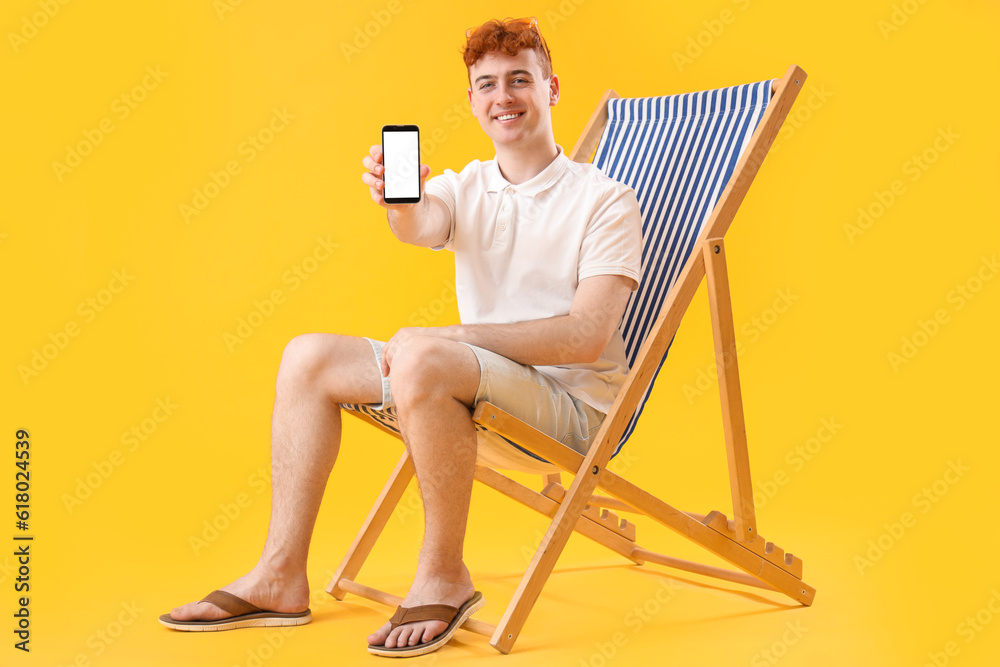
486,145,569,196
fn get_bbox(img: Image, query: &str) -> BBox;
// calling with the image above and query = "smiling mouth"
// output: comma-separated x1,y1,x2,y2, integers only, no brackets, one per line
494,111,524,122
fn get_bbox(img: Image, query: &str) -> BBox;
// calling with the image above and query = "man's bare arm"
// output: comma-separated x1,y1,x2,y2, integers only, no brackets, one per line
362,144,451,248
380,274,634,376
447,274,634,364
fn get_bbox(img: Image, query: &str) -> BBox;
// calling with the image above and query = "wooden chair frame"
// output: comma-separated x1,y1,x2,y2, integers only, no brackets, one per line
327,64,814,654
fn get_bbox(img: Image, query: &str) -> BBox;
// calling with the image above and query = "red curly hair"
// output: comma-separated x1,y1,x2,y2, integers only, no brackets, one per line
463,18,553,80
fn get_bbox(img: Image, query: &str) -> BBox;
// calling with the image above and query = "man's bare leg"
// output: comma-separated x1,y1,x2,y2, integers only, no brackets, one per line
168,333,485,649
366,336,482,649
168,333,383,621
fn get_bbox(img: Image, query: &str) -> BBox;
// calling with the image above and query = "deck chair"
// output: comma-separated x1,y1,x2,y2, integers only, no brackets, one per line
328,64,815,654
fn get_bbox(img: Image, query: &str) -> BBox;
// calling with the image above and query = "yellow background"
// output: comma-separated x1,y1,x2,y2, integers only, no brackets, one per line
3,0,999,665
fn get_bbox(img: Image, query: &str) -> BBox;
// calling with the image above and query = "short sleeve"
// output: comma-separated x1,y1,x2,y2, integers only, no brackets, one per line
578,183,643,291
424,170,458,251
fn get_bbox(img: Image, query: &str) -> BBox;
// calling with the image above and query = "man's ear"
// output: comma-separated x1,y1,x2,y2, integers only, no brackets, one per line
549,74,560,107
467,87,474,114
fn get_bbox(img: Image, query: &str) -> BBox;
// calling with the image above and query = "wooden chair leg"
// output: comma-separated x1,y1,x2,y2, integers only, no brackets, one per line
703,237,757,543
490,453,611,653
326,451,415,599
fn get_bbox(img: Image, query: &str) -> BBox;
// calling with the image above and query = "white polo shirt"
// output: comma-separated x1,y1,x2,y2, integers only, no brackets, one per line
424,146,642,414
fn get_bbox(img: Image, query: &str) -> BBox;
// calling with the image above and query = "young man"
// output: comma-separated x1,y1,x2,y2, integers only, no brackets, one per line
160,18,641,658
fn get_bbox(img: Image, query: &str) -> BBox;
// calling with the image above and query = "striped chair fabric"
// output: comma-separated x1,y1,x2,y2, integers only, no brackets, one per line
596,78,774,457
346,78,774,462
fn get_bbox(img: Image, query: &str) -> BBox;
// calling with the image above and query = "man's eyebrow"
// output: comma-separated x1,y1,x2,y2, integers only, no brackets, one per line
474,69,534,84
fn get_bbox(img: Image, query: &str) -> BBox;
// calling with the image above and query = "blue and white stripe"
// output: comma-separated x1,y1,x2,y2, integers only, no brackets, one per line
594,79,774,456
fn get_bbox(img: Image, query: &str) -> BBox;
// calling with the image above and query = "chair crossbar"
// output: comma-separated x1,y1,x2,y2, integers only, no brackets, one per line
474,466,641,562
471,401,813,604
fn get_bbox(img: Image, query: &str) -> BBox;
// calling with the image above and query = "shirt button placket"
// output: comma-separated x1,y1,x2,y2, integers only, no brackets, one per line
497,188,513,242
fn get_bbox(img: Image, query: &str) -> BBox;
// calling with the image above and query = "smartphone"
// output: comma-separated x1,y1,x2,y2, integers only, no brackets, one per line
381,124,421,204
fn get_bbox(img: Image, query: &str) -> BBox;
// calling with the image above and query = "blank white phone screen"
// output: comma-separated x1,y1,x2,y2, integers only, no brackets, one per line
383,131,420,200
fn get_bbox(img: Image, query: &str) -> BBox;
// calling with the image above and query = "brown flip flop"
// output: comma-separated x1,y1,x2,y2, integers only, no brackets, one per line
368,591,485,658
158,590,312,631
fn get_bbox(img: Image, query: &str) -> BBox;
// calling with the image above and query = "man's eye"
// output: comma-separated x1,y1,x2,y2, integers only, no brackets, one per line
480,82,494,90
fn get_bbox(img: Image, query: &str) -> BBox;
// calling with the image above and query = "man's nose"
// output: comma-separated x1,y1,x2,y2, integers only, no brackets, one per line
497,84,515,103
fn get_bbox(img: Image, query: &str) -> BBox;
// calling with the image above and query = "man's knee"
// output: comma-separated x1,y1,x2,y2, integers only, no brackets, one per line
389,337,473,407
277,333,344,388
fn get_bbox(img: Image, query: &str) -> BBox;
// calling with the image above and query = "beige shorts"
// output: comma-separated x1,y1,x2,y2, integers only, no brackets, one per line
342,337,606,474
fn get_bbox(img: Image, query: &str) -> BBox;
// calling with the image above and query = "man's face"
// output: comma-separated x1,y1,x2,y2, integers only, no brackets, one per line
467,48,559,151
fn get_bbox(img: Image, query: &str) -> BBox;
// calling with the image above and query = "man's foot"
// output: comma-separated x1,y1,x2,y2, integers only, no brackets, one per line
167,565,310,622
367,564,476,650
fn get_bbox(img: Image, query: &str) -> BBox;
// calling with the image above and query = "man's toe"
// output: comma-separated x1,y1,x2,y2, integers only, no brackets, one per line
389,626,407,648
170,600,223,621
169,602,197,621
416,624,434,645
368,621,392,646
369,619,450,649
420,623,438,644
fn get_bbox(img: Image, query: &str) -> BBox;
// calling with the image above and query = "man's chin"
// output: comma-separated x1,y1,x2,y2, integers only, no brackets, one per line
490,126,531,144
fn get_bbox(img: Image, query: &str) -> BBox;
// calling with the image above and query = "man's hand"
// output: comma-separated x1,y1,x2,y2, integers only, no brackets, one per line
380,327,455,377
362,144,431,211
361,144,451,247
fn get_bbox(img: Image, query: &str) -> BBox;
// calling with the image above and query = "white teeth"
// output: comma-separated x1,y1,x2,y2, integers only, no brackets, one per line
496,112,522,121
